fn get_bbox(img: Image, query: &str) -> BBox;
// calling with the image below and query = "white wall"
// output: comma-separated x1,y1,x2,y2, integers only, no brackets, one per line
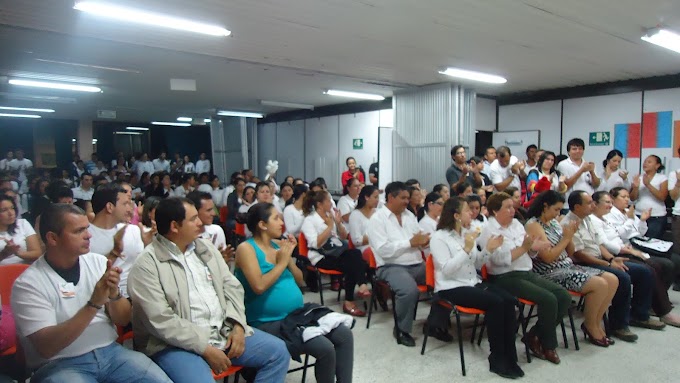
257,110,385,192
498,100,561,154
476,97,496,132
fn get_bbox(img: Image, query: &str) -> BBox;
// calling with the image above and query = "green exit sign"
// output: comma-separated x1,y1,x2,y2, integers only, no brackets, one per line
353,138,363,150
589,131,610,146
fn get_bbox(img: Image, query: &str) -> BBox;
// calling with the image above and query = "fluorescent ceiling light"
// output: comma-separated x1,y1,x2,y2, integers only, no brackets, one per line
438,67,507,84
126,126,149,131
74,2,231,37
261,100,315,110
177,117,193,122
204,118,211,123
642,28,680,54
34,59,142,74
0,113,41,119
0,106,55,113
152,121,191,127
9,79,102,93
217,110,264,118
92,139,98,144
115,131,142,135
323,89,385,101
0,92,77,104
72,138,76,142
9,71,99,85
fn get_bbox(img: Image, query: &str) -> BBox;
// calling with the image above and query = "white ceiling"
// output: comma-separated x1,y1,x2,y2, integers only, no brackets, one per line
0,0,679,122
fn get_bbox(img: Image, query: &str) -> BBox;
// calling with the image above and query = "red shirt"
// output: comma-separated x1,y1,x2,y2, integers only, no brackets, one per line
341,170,365,190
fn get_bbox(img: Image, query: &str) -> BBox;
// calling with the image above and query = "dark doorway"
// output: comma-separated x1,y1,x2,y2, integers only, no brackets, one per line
475,131,493,157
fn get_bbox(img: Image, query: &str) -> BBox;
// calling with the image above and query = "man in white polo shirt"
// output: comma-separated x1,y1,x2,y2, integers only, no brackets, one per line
489,146,526,193
186,190,235,265
556,138,600,208
368,181,432,347
72,173,94,201
152,152,171,173
11,203,171,382
88,185,152,297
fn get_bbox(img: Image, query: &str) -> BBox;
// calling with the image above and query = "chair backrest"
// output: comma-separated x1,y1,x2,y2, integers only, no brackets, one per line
364,248,377,269
481,264,488,281
0,264,30,304
298,233,309,257
219,206,228,224
425,255,435,290
235,222,246,236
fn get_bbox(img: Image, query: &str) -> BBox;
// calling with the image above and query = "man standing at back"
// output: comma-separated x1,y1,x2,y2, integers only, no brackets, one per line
11,203,171,383
153,152,171,173
489,146,526,193
8,149,32,183
368,182,432,347
72,173,94,201
556,138,600,208
196,153,211,175
127,198,289,382
446,145,481,191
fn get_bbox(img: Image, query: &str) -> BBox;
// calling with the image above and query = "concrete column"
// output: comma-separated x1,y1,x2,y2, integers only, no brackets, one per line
77,120,93,159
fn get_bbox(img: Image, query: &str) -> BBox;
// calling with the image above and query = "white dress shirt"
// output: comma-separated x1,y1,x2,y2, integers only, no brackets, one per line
136,161,155,178
561,212,605,258
596,168,631,192
348,209,372,252
196,159,211,174
301,211,341,265
337,195,358,219
71,186,94,201
367,206,423,267
556,157,595,207
592,215,626,255
604,207,648,242
152,159,171,172
489,156,521,192
477,217,532,275
283,205,305,237
430,228,488,292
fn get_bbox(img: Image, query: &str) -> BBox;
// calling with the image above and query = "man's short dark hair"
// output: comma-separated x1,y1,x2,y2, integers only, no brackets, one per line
40,203,85,242
385,181,408,202
567,190,587,212
241,168,252,177
155,197,193,236
485,146,496,155
566,138,585,152
92,185,127,214
81,172,92,180
181,173,195,184
526,144,537,153
497,146,511,158
450,145,465,157
48,185,74,203
186,190,212,210
405,179,419,187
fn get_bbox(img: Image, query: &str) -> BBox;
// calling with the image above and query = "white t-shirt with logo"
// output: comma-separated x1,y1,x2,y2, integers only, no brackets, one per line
489,156,521,192
199,224,227,250
8,158,33,182
634,173,668,217
0,219,37,265
11,253,118,369
88,223,145,297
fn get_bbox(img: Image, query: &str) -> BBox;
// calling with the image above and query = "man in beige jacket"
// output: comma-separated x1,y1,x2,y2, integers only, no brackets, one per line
128,197,289,382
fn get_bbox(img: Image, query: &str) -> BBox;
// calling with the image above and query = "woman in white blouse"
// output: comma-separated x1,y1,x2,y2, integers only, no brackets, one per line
301,190,370,317
630,155,668,239
425,197,522,379
597,149,630,192
418,192,444,235
592,191,680,327
278,182,294,212
466,194,487,232
348,185,379,253
283,184,308,238
0,195,41,265
182,155,195,173
338,178,361,224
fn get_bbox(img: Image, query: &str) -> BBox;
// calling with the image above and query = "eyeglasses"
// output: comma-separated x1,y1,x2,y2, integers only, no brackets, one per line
432,201,444,206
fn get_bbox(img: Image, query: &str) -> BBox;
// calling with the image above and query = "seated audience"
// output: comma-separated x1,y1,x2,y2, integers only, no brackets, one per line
0,195,40,265
425,197,522,379
127,198,290,382
348,185,379,253
72,173,94,201
478,191,571,363
187,191,235,264
466,194,487,232
562,190,663,340
338,178,361,224
235,203,355,383
432,183,450,201
591,191,680,327
174,173,196,198
630,155,668,239
11,203,171,382
367,182,430,347
278,182,293,212
237,185,257,214
301,190,371,316
406,186,422,216
522,191,616,347
418,192,443,235
283,184,308,238
141,196,161,233
504,186,527,224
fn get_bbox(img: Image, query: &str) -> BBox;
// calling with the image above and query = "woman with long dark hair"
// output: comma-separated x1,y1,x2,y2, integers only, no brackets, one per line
630,155,668,239
348,186,379,253
597,149,630,192
526,151,567,200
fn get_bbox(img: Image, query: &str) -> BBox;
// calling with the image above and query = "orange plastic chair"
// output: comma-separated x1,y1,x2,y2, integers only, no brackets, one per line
219,206,229,225
298,233,343,305
364,251,429,331
116,325,134,345
234,222,246,237
212,365,244,382
0,264,30,304
347,234,356,250
421,255,485,376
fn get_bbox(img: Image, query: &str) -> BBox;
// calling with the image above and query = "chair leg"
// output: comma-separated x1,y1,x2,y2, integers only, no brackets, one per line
517,305,531,363
455,311,466,376
603,312,611,338
561,319,569,349
477,317,486,346
366,286,376,329
337,276,343,302
420,323,429,355
301,354,309,383
317,271,324,306
413,301,418,320
568,308,579,351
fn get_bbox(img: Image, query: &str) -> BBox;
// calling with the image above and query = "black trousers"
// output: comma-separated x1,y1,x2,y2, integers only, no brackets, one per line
316,249,368,301
427,283,519,365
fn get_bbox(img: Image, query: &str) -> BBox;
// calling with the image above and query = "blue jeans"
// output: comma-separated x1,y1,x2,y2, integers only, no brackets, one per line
152,328,289,383
590,262,654,330
30,342,171,383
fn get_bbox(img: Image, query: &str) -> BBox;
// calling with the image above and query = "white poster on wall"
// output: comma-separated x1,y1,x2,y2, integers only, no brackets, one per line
492,130,541,157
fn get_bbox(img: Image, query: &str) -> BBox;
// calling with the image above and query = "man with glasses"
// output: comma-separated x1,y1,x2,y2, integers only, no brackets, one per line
446,145,481,191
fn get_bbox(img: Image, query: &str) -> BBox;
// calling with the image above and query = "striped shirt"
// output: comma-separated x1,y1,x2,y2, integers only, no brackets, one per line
528,217,574,275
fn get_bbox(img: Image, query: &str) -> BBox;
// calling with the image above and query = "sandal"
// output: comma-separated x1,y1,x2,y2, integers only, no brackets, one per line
343,305,366,317
356,290,372,299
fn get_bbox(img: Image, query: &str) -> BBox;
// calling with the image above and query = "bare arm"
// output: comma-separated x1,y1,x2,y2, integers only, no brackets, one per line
525,222,570,263
16,234,42,262
235,242,288,295
27,305,100,359
494,176,515,193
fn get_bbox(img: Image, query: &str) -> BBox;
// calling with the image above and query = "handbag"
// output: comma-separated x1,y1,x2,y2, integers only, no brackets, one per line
312,236,348,258
630,236,673,258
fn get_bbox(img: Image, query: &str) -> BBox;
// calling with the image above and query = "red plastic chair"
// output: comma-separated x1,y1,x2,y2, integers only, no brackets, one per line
298,233,343,305
212,365,244,382
116,325,134,345
234,222,246,237
219,206,229,225
0,264,30,382
421,255,485,376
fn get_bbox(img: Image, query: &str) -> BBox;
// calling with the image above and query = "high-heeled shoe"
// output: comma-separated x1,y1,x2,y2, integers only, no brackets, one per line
581,323,608,347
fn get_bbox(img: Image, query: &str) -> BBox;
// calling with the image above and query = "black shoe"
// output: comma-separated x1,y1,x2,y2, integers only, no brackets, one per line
489,363,518,379
423,324,453,342
509,363,525,377
393,327,416,347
